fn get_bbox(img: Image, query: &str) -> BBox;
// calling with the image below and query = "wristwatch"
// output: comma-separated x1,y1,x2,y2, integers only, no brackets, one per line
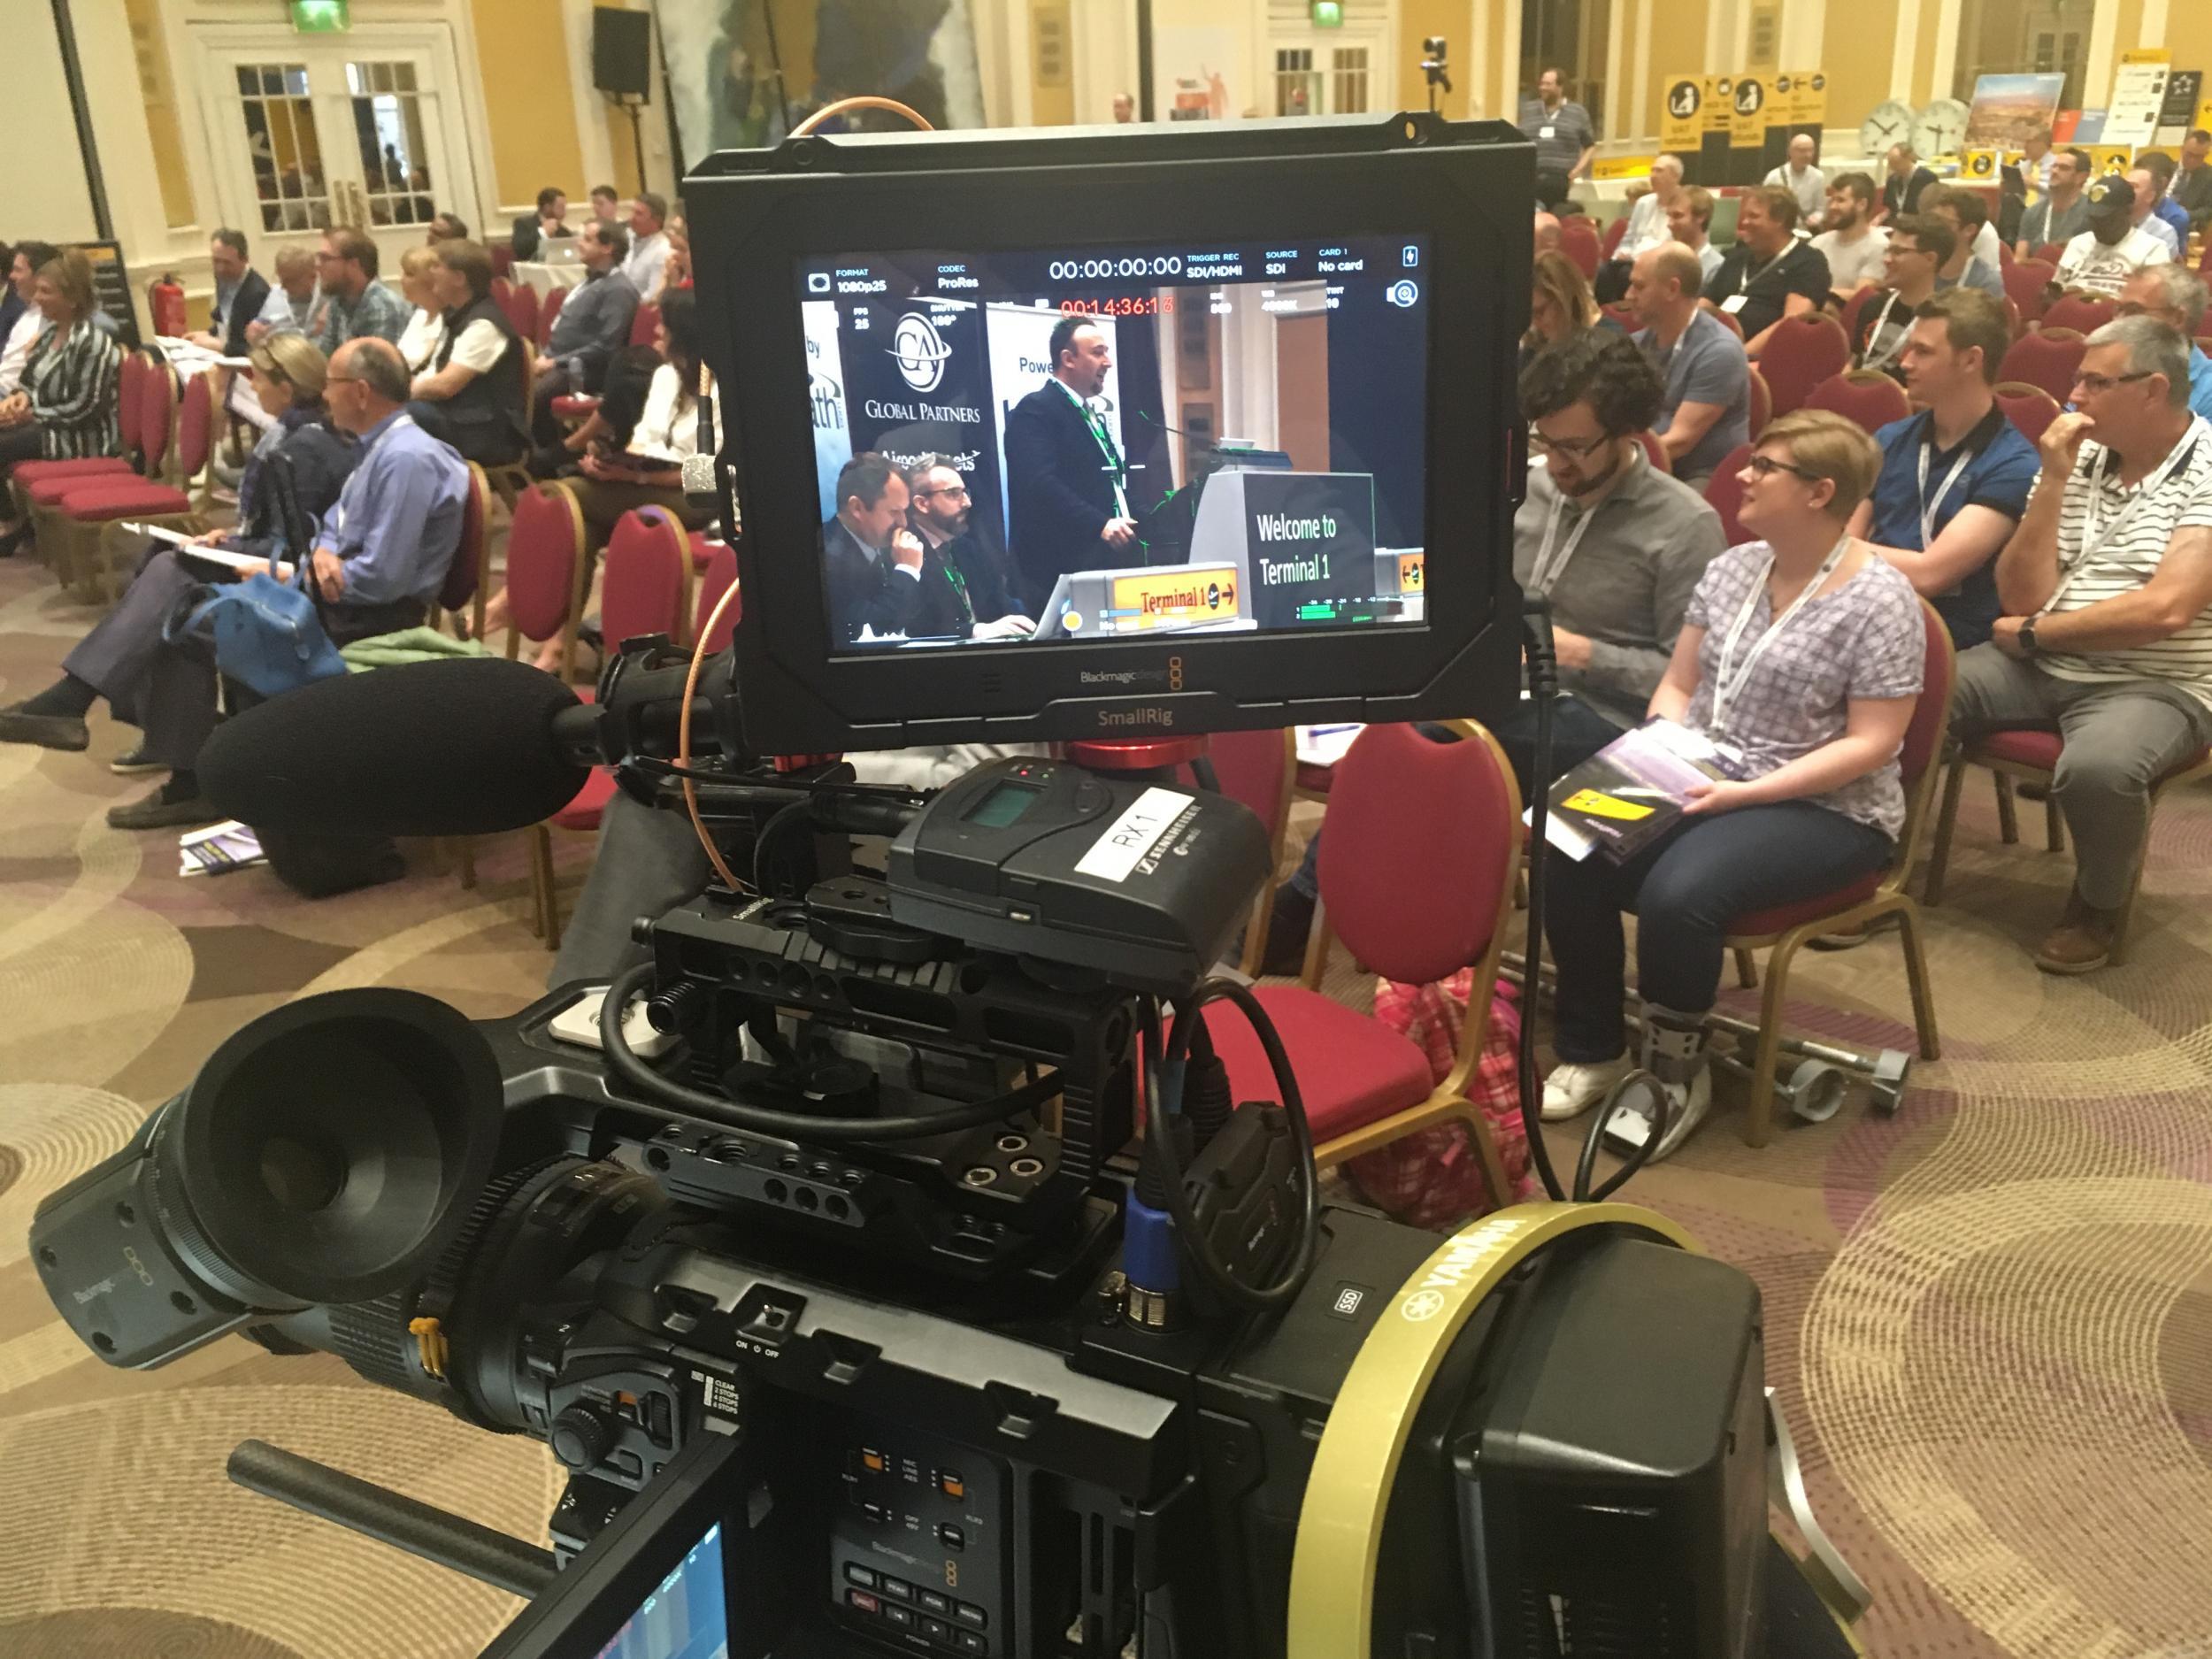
2018,616,2040,656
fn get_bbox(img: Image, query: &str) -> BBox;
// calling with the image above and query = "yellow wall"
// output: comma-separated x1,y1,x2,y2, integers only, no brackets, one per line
470,0,588,204
1911,0,1944,104
1398,0,1474,117
1823,0,1901,138
1643,0,1709,142
2170,8,2212,96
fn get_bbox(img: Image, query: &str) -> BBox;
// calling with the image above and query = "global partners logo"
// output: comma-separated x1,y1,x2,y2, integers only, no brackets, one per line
890,311,953,392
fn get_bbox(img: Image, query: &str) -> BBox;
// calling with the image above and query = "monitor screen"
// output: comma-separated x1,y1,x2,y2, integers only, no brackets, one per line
590,1519,731,1659
800,234,1430,655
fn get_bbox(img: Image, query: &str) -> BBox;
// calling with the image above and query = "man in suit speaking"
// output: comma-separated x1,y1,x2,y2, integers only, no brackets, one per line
1003,316,1140,608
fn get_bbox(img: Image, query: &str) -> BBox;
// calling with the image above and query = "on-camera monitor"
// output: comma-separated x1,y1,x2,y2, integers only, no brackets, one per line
690,116,1532,749
802,235,1429,653
591,1521,730,1659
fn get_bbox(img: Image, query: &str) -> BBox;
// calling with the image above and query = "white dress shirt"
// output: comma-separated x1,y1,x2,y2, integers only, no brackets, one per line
622,231,671,303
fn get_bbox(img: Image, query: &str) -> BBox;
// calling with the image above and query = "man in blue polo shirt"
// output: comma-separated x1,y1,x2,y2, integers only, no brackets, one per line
1849,288,2039,649
2116,265,2212,420
1628,241,1749,486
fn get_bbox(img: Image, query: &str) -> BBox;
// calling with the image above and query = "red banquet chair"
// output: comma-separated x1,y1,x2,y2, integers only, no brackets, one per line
1801,369,1910,434
1203,721,1518,1210
1720,602,1953,1145
1998,327,2087,405
51,365,215,602
536,283,568,349
1702,443,1754,546
1601,214,1629,260
629,301,662,349
1710,306,1746,342
1993,381,2063,445
1753,313,1851,418
1179,729,1296,977
503,280,541,346
1747,365,1772,441
1924,730,2212,964
15,349,158,568
1558,217,1601,280
1836,285,1878,354
2004,259,2055,328
530,505,693,949
2042,293,2116,336
2033,242,2067,265
689,537,740,650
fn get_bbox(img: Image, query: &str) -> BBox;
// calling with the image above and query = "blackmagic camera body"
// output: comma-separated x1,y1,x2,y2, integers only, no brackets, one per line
27,115,1858,1658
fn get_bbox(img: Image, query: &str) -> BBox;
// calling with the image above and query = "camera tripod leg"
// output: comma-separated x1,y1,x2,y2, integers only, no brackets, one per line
227,1438,558,1601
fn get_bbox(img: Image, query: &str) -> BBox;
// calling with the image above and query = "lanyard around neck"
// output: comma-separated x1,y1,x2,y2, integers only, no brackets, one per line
1709,534,1852,736
1916,418,1978,550
2053,420,2206,610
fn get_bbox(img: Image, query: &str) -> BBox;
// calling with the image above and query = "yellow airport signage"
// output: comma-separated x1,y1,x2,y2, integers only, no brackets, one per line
1108,565,1240,627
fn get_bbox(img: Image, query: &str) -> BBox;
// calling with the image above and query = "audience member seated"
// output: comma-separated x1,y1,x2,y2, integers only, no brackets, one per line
589,184,620,223
404,239,528,467
2136,156,2191,251
247,244,319,344
2016,147,2093,259
1953,316,2212,974
824,451,927,647
1709,186,1832,359
1764,134,1827,229
526,219,640,448
1924,188,2005,298
2116,265,2212,420
183,228,268,358
1532,211,1563,257
0,249,123,552
655,223,693,302
2167,129,2212,234
427,211,470,245
623,191,672,300
1525,250,1607,375
511,186,572,261
901,453,1033,640
1880,143,1939,220
1630,241,1750,486
1595,152,1686,303
486,296,712,669
1810,172,1889,299
1851,214,1951,380
2055,175,2174,298
1266,333,1726,970
1542,411,1924,1156
1668,185,1725,286
0,334,358,797
0,241,57,397
2021,127,2056,196
1849,290,2039,649
308,227,410,355
394,245,448,374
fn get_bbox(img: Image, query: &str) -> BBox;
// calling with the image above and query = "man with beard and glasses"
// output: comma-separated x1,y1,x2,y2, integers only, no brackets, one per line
1810,172,1890,298
902,454,1034,640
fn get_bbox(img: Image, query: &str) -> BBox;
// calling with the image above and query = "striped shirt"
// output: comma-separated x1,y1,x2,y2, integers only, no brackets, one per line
19,318,120,460
2042,415,2212,709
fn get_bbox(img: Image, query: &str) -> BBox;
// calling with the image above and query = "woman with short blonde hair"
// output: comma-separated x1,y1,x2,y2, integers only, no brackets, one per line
1540,408,1927,1157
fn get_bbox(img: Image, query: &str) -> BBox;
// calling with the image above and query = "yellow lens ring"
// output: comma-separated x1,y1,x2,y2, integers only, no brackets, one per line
1286,1202,1701,1658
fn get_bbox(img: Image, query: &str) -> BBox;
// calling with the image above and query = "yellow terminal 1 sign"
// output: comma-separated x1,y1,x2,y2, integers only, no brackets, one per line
1105,565,1241,630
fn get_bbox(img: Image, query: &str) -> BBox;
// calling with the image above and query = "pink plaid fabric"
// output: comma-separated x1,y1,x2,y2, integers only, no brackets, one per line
1342,974,1535,1229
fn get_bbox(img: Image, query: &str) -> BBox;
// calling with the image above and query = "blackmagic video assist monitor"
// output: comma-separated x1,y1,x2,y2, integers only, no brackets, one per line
687,113,1532,752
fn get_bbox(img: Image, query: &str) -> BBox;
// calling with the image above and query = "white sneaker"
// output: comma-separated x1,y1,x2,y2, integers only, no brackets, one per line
1601,1067,1714,1162
1542,1055,1632,1121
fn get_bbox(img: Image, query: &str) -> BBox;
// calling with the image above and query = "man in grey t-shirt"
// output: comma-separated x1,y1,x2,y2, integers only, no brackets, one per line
1520,66,1596,206
1630,242,1750,485
2017,146,2093,257
1810,172,1890,298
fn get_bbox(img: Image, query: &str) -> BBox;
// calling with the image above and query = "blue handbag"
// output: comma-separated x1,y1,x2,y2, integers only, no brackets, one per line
161,448,348,698
162,559,349,698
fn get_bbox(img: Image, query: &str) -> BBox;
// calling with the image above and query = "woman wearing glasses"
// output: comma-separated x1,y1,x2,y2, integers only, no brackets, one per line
1541,410,1927,1156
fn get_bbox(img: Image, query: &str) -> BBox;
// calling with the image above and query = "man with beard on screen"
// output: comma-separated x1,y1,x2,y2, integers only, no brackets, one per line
904,454,1035,640
1003,316,1141,609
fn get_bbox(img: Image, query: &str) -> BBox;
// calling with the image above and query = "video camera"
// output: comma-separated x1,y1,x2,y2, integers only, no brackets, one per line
28,114,1865,1657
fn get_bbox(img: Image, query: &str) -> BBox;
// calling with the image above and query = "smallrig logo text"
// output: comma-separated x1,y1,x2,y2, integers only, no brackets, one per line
1099,707,1175,727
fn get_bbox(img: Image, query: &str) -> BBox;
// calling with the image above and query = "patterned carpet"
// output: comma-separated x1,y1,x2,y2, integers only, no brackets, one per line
3,550,2211,1657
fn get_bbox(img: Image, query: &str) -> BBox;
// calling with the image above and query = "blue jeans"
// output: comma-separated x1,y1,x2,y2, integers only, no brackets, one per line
1286,695,1629,901
1547,802,1893,1063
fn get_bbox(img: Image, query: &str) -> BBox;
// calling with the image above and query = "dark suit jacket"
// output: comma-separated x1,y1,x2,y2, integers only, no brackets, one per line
1882,166,1938,219
1003,380,1121,609
902,526,1025,637
511,216,576,261
218,270,271,358
2174,164,2212,231
823,516,921,645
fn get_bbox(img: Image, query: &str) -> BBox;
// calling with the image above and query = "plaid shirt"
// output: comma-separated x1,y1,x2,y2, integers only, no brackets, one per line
310,278,411,357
